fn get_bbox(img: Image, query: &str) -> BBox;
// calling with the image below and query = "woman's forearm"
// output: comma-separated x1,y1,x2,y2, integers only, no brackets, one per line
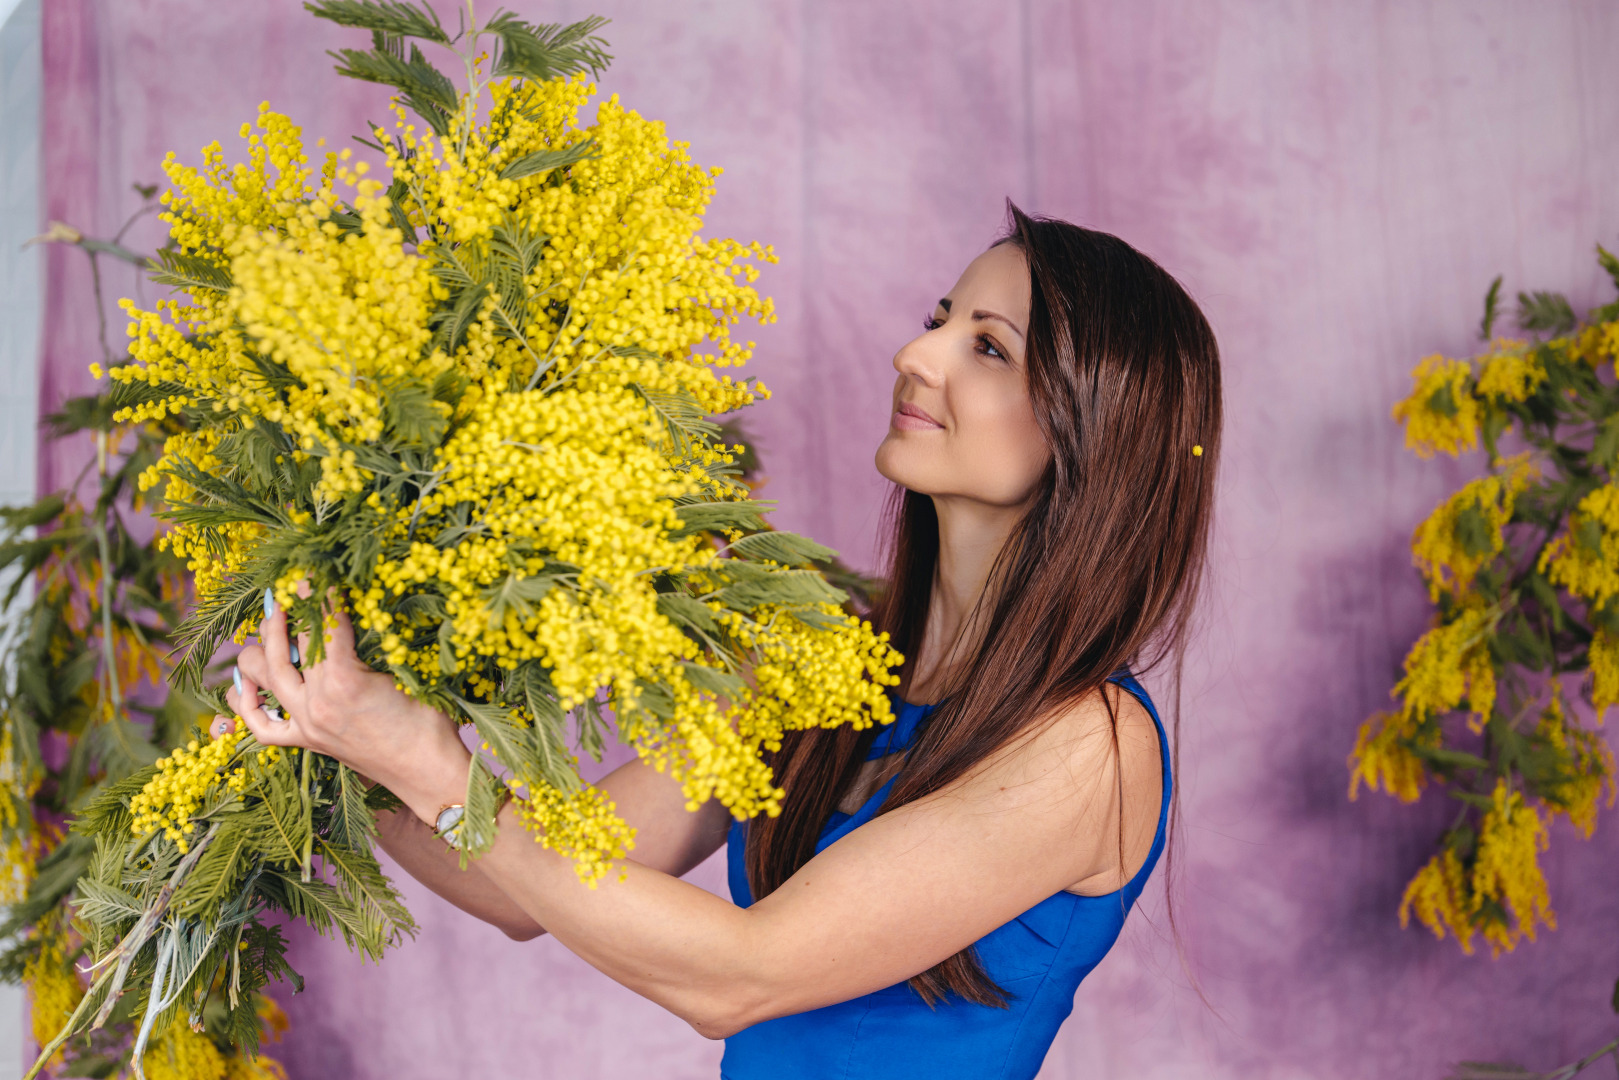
473,800,763,1038
367,750,734,951
376,737,767,1036
372,807,548,941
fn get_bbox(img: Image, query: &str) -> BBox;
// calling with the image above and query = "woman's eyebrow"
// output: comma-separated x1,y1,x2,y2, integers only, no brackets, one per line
972,309,1026,340
932,297,1016,340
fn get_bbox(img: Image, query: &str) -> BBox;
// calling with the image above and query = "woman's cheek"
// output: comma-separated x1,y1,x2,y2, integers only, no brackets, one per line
958,401,1049,506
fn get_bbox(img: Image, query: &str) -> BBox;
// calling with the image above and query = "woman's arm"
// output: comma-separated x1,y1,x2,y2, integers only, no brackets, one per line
230,602,1152,1040
371,804,546,940
298,756,734,942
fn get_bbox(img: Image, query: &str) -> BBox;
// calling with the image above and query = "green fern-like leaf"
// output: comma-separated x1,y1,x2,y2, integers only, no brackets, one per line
170,820,254,918
316,839,416,959
327,40,459,136
487,13,613,82
632,384,722,460
656,592,718,636
458,755,505,859
382,376,452,449
727,530,837,568
170,575,265,693
712,565,846,609
1517,290,1577,336
1479,274,1503,340
679,660,747,698
328,765,378,853
303,0,451,44
498,139,597,181
667,499,771,538
147,249,233,294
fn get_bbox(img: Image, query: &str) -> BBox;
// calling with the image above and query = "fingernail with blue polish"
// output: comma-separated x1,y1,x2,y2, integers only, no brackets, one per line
263,587,277,618
289,642,300,666
232,665,243,695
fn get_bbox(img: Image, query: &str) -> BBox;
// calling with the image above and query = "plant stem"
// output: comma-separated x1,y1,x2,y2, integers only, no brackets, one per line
300,747,314,882
93,431,124,721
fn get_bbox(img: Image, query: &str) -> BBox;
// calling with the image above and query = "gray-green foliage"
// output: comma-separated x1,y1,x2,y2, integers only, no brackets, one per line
31,748,410,1075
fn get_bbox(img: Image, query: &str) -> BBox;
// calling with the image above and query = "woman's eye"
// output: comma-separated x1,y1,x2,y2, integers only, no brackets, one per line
976,335,1005,360
922,314,943,331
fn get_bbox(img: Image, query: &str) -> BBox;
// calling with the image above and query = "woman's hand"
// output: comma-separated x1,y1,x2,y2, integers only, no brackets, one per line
220,588,471,826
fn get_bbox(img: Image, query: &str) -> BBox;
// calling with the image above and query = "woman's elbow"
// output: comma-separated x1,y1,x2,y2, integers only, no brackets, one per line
681,986,773,1041
687,1010,746,1042
500,920,547,942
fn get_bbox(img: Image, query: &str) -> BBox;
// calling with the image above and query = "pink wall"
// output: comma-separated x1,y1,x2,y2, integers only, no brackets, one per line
40,1,1619,1076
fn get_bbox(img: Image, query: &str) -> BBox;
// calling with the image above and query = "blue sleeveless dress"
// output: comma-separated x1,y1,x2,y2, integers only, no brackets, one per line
721,672,1171,1080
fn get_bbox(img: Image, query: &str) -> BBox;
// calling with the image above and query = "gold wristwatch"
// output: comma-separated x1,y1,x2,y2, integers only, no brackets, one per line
432,787,512,850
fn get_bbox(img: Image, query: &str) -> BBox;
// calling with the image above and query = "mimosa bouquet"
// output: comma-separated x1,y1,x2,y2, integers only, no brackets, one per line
30,3,901,1074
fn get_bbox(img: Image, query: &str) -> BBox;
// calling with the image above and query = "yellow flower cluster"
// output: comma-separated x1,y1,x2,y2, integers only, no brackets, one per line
1347,711,1430,803
143,1018,228,1080
1374,294,1619,960
1398,780,1555,956
139,997,289,1080
1541,483,1619,610
353,383,702,703
100,76,899,884
730,605,902,754
1591,630,1619,711
225,1052,290,1080
1393,603,1497,731
1392,354,1479,458
1350,603,1498,802
0,728,38,904
1393,338,1550,460
1471,780,1554,953
130,721,249,853
631,606,902,814
24,927,82,1063
380,79,772,405
1534,694,1615,836
1473,338,1544,402
1410,455,1534,601
1567,319,1619,368
512,781,637,884
1398,848,1471,947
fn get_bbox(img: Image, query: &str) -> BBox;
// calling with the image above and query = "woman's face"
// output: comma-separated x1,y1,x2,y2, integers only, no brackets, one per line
874,242,1051,507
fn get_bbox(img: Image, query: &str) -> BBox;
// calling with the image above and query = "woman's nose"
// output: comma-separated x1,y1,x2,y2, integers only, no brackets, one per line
892,334,944,387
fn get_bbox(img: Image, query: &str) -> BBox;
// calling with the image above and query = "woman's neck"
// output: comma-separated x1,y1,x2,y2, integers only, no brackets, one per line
906,494,1027,703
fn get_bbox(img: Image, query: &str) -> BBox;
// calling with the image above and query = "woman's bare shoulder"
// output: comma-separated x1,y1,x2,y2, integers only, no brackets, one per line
1000,680,1159,770
1043,682,1165,895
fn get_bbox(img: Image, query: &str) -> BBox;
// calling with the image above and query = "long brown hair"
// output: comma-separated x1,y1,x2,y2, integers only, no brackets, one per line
745,204,1222,1006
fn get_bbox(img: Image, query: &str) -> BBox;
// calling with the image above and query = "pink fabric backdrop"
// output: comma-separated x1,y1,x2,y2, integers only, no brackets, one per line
38,1,1619,1076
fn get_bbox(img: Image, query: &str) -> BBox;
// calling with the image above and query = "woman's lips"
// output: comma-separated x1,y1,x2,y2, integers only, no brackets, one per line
892,401,944,431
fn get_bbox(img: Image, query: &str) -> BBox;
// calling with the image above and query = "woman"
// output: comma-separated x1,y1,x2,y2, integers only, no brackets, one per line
219,204,1222,1079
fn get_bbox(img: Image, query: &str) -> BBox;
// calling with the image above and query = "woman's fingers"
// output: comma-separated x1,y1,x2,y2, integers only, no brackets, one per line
322,589,358,660
239,698,300,747
209,714,234,739
227,654,282,725
291,580,314,666
258,591,305,698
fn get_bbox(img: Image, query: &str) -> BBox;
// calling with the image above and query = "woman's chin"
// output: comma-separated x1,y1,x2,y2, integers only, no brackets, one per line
873,441,929,492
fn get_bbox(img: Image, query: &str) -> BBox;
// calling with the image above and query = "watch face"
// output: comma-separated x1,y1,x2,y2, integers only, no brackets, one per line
435,804,466,842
